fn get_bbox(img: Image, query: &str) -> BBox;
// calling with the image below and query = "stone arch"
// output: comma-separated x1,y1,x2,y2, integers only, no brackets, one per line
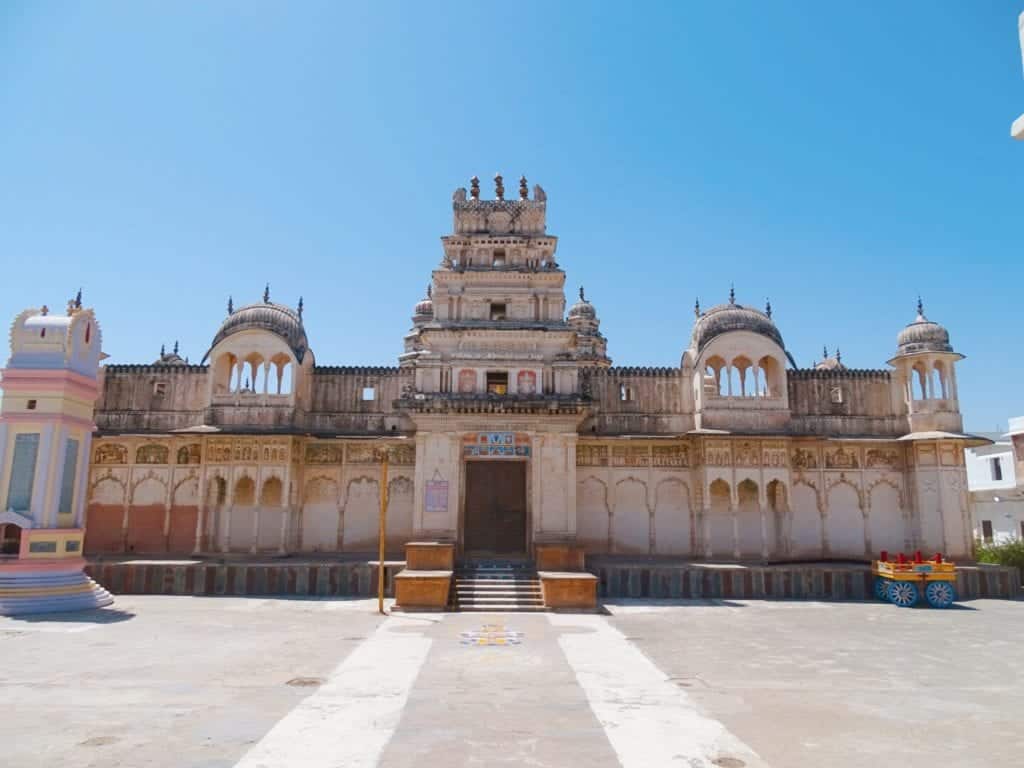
826,477,865,559
653,477,692,555
301,475,340,553
758,356,782,398
386,475,414,549
736,478,761,558
84,474,127,554
706,355,727,396
259,476,283,507
766,479,789,557
341,475,379,552
577,476,610,553
732,355,754,397
233,475,256,506
612,476,649,554
89,473,126,504
708,478,733,558
790,479,822,558
867,477,905,556
130,473,167,506
172,473,199,507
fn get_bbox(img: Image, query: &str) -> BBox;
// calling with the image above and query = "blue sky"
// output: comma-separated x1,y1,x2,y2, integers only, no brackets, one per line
1,1,1021,430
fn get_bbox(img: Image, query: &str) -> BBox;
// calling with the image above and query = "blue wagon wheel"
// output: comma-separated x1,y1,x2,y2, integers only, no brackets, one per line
874,576,889,601
887,580,918,607
925,581,956,609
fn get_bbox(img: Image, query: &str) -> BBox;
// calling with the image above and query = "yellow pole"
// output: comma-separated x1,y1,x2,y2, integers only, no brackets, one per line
377,447,389,615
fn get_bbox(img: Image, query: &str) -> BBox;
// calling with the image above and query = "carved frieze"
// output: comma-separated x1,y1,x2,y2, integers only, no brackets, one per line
136,444,169,465
612,446,649,467
176,444,202,465
306,443,343,465
825,445,859,470
865,447,901,469
261,443,289,464
734,441,759,468
94,443,127,465
762,441,787,468
704,441,731,467
346,444,377,464
576,444,609,467
652,445,688,468
790,447,818,470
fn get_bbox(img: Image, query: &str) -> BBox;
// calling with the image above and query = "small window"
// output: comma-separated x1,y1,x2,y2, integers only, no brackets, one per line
991,457,1003,482
153,381,168,397
982,520,993,544
26,400,37,410
619,384,634,402
830,387,843,404
486,371,508,395
493,249,506,267
362,387,376,401
85,323,91,344
489,302,507,321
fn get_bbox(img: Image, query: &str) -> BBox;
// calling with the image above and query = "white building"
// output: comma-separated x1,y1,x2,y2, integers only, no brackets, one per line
1014,12,1024,139
967,417,1024,543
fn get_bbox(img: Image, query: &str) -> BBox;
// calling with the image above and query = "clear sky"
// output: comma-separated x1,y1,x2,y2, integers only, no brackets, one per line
1,1,1021,430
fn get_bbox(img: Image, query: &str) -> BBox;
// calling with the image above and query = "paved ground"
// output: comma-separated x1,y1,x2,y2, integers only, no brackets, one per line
1,596,1021,768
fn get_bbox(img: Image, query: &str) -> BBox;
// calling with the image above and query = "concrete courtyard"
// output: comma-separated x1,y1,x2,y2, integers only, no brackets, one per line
1,596,1021,768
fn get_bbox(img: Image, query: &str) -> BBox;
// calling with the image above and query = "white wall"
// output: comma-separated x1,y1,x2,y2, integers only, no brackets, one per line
965,443,1016,492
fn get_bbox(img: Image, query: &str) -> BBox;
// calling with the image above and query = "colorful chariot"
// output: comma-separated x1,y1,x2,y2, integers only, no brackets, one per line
871,551,958,608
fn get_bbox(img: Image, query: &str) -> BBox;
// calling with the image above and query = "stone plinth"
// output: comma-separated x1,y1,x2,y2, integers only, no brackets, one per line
538,571,599,611
0,556,113,615
535,543,585,572
394,570,452,611
404,541,455,571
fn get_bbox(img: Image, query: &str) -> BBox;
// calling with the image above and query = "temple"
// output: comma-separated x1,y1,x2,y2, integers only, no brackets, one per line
82,176,981,564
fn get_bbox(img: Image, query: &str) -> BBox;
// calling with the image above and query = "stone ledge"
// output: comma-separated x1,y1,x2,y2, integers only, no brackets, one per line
394,569,453,610
404,542,454,572
538,571,599,611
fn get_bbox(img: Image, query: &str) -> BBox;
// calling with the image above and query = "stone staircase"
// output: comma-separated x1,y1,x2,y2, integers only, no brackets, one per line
452,562,545,612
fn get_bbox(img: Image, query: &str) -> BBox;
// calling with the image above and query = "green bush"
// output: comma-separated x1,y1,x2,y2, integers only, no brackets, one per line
975,537,1024,576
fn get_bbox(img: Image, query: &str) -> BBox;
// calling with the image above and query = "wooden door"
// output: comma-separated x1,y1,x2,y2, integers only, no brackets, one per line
464,461,527,556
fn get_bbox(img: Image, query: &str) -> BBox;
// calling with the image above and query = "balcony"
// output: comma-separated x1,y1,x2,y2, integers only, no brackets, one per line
396,391,591,416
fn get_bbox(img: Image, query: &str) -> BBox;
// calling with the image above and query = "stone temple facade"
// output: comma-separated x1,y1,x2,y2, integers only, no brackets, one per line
83,176,981,562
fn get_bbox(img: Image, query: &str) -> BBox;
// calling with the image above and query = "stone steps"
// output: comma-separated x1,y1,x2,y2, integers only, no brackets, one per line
453,567,544,612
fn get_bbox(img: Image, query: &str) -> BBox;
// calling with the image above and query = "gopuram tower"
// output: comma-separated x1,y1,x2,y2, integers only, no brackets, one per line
398,175,609,557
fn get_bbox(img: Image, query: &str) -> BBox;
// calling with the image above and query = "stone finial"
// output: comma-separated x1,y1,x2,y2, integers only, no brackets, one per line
916,295,924,318
729,284,736,305
494,173,504,200
173,340,179,355
579,286,586,301
74,288,82,309
227,296,234,315
40,305,49,316
160,343,166,357
263,283,271,303
519,175,529,200
298,296,304,320
765,298,772,319
470,176,480,200
823,345,829,360
427,284,432,298
836,348,842,364
694,297,700,317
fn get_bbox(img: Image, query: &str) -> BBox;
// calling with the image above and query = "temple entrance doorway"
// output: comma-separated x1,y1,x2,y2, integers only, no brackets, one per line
463,461,527,559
